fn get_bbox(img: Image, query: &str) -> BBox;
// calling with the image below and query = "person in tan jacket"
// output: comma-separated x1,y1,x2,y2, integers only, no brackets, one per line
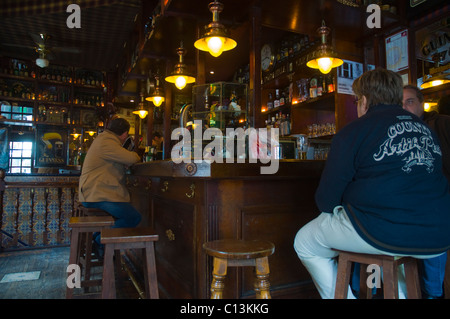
79,117,142,230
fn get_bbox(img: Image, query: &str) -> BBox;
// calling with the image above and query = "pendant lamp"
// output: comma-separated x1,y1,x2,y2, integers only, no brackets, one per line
307,20,343,74
194,1,237,57
146,75,165,106
420,73,450,89
133,94,148,119
165,43,196,90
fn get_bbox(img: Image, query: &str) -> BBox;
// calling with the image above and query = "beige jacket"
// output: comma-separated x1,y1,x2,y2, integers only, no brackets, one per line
78,129,140,202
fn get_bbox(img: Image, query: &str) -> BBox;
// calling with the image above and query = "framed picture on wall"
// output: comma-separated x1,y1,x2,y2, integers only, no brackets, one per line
35,127,68,167
385,29,409,73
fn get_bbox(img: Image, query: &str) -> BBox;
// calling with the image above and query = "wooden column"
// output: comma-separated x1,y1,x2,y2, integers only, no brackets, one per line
163,59,173,159
249,4,262,128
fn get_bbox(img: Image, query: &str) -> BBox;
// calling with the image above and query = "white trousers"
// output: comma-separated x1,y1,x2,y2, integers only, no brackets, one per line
293,206,441,299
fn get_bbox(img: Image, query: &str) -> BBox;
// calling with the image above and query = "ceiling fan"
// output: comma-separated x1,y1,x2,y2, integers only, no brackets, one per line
2,33,81,68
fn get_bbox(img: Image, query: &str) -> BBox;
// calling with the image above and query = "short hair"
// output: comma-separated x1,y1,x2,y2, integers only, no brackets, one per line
352,68,403,108
403,84,424,103
107,117,130,135
438,96,450,116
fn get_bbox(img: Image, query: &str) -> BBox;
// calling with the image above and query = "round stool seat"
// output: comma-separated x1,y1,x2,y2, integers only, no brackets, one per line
203,239,275,260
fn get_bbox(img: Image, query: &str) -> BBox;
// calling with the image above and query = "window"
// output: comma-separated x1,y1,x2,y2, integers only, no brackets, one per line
1,101,33,121
9,141,33,173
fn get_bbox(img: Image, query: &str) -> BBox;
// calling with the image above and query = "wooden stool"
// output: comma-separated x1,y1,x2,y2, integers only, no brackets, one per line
76,204,113,283
203,239,275,299
66,216,115,299
334,250,421,299
100,227,159,299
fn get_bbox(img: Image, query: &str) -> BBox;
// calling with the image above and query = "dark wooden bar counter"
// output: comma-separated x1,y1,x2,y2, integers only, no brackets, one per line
128,159,325,299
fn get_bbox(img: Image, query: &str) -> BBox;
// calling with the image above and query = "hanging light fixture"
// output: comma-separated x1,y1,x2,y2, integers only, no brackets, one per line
70,129,81,139
307,20,343,74
165,43,196,90
146,75,165,106
420,73,450,89
194,1,237,58
133,94,148,119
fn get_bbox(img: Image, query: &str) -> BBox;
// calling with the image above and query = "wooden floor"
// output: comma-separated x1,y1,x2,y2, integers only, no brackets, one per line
0,246,139,299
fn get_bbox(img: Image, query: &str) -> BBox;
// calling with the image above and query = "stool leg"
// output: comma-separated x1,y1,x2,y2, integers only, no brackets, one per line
210,257,227,299
382,261,398,299
359,264,373,299
334,253,352,299
143,242,159,299
254,257,271,299
83,233,94,284
101,244,116,299
404,259,421,299
66,228,80,299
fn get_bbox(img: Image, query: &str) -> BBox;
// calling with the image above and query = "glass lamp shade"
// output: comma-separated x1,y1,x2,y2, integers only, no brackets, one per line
145,86,165,106
133,109,148,119
307,55,343,74
194,35,237,57
420,74,450,89
146,95,164,106
165,74,196,90
133,103,148,119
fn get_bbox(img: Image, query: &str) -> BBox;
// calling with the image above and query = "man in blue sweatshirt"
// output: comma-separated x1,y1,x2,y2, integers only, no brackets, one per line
402,85,450,299
294,68,450,299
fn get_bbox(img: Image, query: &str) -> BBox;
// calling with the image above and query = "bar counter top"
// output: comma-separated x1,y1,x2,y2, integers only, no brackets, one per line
130,159,326,179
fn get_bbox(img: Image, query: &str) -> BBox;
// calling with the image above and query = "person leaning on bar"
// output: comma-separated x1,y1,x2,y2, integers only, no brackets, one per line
402,85,450,299
293,68,450,299
79,117,142,254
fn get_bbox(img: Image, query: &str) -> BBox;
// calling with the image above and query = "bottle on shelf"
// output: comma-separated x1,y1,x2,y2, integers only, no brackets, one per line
274,89,280,108
267,92,274,110
280,90,285,106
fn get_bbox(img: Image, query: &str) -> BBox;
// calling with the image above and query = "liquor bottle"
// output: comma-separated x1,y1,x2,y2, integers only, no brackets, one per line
327,74,335,93
267,92,274,110
274,89,280,108
309,77,317,98
317,75,323,97
280,90,285,106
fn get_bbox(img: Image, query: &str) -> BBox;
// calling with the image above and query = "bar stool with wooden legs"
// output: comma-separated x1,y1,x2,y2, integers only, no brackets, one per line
100,227,159,299
76,204,113,285
66,216,115,299
334,250,422,299
203,239,275,299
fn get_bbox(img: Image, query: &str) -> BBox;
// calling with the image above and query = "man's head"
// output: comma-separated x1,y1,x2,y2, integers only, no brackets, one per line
108,117,130,144
402,85,424,118
352,68,403,118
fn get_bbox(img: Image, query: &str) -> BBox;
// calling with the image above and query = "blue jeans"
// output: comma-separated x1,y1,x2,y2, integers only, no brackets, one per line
81,201,142,228
419,252,447,297
82,201,141,249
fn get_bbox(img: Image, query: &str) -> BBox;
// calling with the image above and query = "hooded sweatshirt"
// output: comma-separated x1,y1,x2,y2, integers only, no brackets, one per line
315,104,450,255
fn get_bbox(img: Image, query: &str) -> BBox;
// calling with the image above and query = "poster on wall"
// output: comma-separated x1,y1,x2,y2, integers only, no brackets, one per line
385,29,409,72
337,59,364,95
35,127,67,167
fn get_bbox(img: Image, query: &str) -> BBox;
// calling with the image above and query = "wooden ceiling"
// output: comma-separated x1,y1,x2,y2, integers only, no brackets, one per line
0,0,143,71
